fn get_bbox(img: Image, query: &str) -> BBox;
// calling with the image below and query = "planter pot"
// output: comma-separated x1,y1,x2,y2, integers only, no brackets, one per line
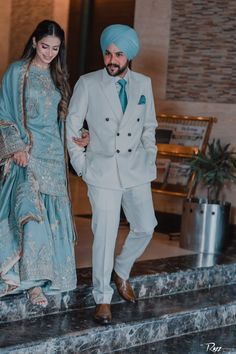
180,198,231,254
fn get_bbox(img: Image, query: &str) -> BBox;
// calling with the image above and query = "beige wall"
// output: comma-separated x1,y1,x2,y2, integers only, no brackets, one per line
53,0,70,36
134,0,236,222
0,0,70,80
0,0,12,78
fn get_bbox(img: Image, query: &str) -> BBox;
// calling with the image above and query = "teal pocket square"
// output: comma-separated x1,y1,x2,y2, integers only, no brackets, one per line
138,95,146,104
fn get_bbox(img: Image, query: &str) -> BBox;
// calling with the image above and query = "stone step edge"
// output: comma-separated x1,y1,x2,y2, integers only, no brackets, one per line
2,299,236,354
113,323,236,354
1,262,236,324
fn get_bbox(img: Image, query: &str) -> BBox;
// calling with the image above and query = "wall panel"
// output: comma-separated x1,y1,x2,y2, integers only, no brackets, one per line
9,0,53,62
167,0,236,103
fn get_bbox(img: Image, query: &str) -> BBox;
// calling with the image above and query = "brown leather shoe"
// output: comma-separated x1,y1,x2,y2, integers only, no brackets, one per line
94,304,112,325
113,271,136,303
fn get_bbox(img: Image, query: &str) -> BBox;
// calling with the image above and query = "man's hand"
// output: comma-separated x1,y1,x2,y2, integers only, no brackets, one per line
13,151,29,167
73,129,90,148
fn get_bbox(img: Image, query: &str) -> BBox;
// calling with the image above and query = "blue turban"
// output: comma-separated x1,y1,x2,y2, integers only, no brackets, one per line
100,24,140,61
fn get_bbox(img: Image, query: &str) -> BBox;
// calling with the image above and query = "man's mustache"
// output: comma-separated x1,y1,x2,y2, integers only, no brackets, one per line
107,64,120,68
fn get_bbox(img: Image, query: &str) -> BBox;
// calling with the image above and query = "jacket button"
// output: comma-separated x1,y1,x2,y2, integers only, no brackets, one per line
105,118,109,121
116,149,120,153
128,133,131,136
117,133,120,136
137,118,140,122
128,149,132,152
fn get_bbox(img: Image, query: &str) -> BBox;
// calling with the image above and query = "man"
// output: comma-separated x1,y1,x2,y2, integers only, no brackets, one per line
66,24,157,325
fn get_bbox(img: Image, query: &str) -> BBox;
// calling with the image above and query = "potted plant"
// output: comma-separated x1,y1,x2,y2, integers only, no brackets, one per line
180,139,236,254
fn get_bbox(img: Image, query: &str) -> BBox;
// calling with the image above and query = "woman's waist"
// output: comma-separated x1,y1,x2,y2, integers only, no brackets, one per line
30,140,64,158
27,155,67,196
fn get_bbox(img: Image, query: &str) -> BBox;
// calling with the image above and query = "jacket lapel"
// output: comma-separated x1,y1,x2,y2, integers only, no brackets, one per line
119,72,141,129
100,69,123,119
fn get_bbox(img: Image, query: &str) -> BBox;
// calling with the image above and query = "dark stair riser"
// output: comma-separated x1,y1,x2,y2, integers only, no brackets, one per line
2,302,236,354
115,324,236,354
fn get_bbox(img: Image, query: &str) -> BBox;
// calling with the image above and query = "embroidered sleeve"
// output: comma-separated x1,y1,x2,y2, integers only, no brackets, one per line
0,123,27,163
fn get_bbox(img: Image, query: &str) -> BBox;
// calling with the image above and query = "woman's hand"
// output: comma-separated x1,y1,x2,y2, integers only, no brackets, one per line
73,129,90,148
13,151,29,167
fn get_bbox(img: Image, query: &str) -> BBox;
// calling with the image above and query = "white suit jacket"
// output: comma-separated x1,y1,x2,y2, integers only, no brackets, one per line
66,68,157,189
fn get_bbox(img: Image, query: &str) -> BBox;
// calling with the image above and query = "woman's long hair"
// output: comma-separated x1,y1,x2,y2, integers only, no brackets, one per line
21,19,71,119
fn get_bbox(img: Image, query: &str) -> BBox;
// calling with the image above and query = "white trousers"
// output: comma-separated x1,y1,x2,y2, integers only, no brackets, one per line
87,183,157,304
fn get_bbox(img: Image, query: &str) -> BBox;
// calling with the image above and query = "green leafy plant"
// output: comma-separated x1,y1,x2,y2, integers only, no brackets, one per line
190,139,236,201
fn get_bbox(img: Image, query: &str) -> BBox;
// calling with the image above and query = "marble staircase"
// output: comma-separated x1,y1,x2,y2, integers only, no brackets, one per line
1,249,236,353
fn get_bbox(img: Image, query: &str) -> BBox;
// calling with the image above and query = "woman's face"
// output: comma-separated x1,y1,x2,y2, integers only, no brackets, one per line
33,35,61,67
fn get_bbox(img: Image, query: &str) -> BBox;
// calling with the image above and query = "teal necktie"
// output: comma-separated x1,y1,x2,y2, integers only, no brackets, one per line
118,79,128,113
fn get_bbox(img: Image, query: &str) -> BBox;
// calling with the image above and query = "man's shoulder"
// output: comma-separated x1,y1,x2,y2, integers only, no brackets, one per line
73,69,103,90
80,69,103,82
130,70,151,83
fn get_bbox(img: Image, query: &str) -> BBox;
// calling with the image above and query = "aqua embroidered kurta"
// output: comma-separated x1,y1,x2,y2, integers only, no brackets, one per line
0,60,77,296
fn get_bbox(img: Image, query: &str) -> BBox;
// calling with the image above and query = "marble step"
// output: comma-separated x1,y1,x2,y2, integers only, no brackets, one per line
1,254,236,324
114,324,236,353
1,283,236,353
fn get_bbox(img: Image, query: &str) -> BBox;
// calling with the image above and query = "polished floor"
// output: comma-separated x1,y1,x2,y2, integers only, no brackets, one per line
69,174,194,269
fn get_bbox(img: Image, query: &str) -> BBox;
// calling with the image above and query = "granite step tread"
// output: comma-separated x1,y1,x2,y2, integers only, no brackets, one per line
114,324,236,353
1,255,236,324
1,283,236,353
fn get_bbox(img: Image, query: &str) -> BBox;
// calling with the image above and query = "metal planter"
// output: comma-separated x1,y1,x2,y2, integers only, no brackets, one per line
180,198,231,254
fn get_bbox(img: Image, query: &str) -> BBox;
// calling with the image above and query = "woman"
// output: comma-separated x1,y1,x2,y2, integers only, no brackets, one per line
0,20,88,307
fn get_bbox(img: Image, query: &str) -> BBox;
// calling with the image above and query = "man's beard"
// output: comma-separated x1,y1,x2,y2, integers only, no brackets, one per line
105,62,129,76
